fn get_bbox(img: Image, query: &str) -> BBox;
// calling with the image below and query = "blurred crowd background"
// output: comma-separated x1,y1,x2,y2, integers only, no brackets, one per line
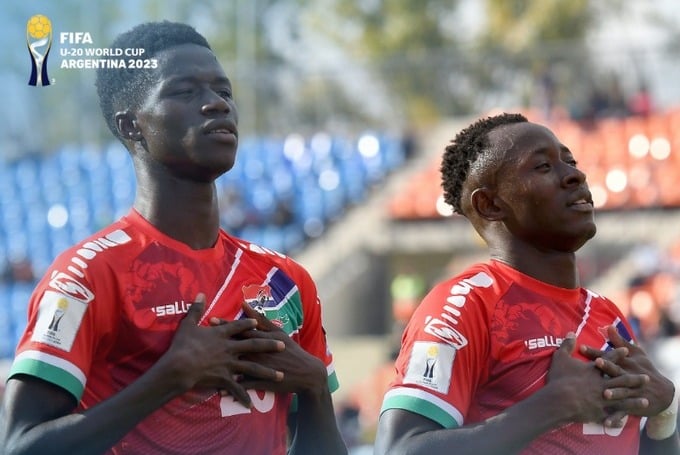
3,1,680,452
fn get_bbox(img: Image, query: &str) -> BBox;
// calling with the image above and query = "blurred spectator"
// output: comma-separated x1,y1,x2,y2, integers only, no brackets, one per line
272,197,295,227
339,349,399,449
570,73,633,127
219,186,248,231
535,63,557,121
401,129,418,161
1,258,35,284
390,269,426,326
629,80,653,117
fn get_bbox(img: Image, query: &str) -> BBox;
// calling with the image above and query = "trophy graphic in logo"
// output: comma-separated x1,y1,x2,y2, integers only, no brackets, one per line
48,297,69,332
26,15,53,86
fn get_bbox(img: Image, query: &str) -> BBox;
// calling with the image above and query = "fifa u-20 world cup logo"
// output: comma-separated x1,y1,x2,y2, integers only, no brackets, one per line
26,15,53,86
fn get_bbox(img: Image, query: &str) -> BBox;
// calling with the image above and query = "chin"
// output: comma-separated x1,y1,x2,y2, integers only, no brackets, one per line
570,227,597,252
584,222,597,241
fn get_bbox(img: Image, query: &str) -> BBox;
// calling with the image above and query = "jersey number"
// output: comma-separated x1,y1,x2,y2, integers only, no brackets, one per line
220,390,275,416
582,416,628,437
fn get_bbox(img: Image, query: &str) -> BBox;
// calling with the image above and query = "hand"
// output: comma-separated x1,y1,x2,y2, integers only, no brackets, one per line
547,332,647,425
163,294,285,408
224,302,327,396
580,325,675,422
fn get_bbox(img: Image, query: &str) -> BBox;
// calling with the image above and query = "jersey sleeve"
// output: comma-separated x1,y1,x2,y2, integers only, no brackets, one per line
8,249,118,402
291,260,339,394
380,269,494,429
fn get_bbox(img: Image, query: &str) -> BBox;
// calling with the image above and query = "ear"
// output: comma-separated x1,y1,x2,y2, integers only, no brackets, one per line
115,110,143,141
470,187,505,221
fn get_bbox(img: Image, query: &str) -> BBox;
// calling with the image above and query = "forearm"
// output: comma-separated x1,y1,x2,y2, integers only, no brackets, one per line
640,429,680,455
289,381,347,455
387,386,573,455
640,382,680,455
5,360,186,455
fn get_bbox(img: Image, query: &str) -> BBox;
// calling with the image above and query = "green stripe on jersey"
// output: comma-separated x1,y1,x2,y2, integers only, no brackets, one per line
263,292,303,335
10,357,84,401
328,370,339,394
381,393,460,429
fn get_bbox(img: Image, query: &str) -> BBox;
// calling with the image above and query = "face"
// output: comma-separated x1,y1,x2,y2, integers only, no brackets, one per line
131,44,239,181
485,122,596,252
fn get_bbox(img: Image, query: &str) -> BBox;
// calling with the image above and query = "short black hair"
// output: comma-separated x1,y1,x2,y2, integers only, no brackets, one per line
441,112,528,214
95,21,212,141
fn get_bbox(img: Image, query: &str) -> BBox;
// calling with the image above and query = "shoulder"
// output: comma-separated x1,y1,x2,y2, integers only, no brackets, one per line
40,219,138,300
53,218,137,267
424,262,503,305
404,263,502,346
229,234,314,284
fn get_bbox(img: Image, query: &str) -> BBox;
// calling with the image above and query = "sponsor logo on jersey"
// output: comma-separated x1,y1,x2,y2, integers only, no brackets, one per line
48,229,132,303
423,272,493,349
151,300,192,317
404,341,456,394
31,290,88,351
524,335,564,350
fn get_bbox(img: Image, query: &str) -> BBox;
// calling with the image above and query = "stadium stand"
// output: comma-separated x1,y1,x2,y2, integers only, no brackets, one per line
0,132,408,359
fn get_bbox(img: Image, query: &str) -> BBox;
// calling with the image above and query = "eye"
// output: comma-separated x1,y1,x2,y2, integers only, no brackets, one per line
535,162,550,170
217,89,233,100
170,87,194,96
567,159,578,167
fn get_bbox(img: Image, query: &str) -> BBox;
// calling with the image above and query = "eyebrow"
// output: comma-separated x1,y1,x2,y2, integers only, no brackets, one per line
527,144,573,157
163,75,232,86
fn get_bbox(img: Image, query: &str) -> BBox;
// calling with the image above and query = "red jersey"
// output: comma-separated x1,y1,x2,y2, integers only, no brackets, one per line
10,209,338,455
381,260,641,455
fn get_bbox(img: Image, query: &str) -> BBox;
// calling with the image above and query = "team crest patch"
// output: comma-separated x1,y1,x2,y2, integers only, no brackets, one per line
404,341,456,394
31,290,88,351
242,284,275,312
241,284,290,329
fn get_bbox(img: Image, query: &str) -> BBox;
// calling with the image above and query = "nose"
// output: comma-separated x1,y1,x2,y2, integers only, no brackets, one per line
201,89,230,115
561,163,587,187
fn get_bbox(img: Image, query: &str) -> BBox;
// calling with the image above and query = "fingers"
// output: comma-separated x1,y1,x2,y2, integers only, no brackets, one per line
232,360,285,382
237,338,286,353
216,318,259,336
221,380,253,408
605,326,640,354
237,379,285,392
182,293,207,325
558,332,576,355
604,411,628,428
606,346,629,363
241,302,279,332
604,374,650,396
580,326,635,358
594,357,623,377
606,397,650,415
593,349,629,377
216,361,286,407
581,345,628,362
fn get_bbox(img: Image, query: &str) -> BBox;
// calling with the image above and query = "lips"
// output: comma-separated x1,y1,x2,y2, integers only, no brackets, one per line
568,190,594,210
202,119,238,137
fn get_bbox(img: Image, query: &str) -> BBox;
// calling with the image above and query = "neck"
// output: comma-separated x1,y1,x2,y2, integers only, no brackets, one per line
133,162,221,250
488,240,580,289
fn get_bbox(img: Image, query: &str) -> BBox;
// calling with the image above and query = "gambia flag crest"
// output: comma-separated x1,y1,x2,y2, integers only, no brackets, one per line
241,278,296,332
242,284,275,312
